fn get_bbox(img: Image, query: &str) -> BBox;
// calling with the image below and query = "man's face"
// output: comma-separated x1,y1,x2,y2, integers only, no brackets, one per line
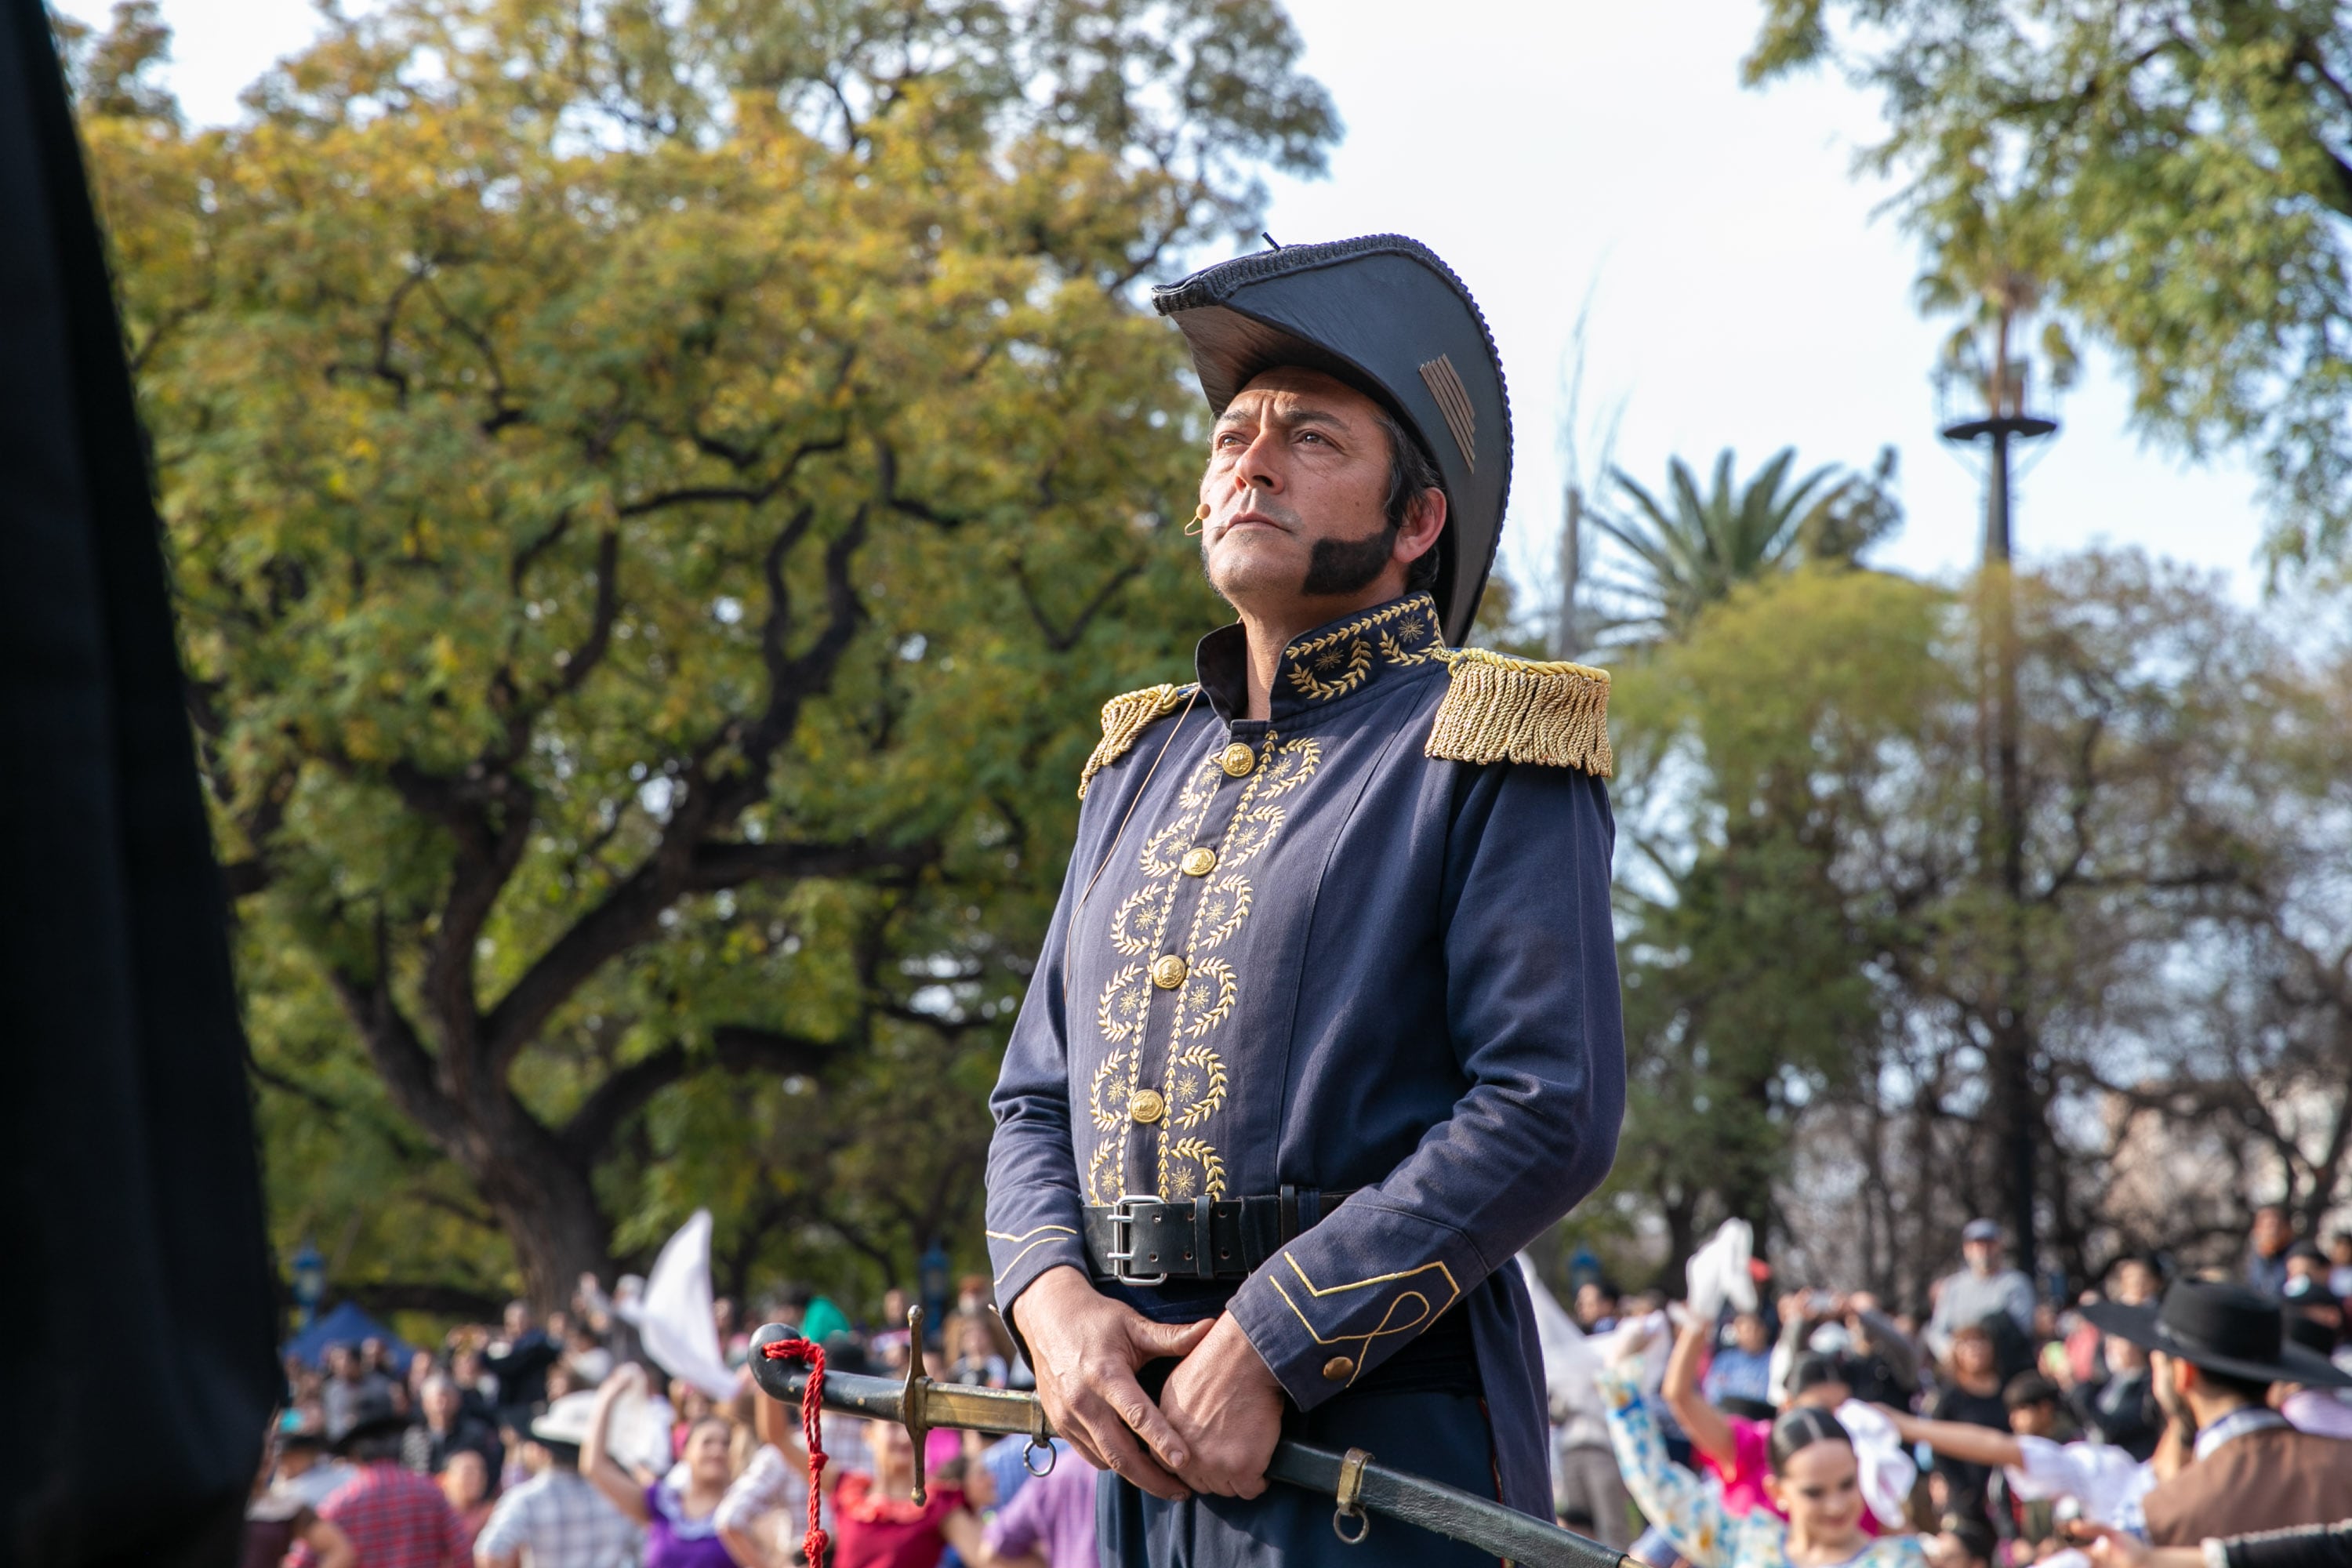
1963,1239,2001,1276
2009,1401,2056,1438
2104,1334,2148,1374
1732,1312,1769,1354
425,1381,459,1425
1199,368,1440,618
504,1302,532,1339
2112,1261,2158,1305
1573,1283,1614,1327
2253,1208,2290,1255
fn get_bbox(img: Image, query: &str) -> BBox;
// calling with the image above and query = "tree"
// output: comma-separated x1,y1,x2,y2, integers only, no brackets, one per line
1588,446,1900,646
1747,0,2352,568
1606,565,1949,1276
76,0,1336,1309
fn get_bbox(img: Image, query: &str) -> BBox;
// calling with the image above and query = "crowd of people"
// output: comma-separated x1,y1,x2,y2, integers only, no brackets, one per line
244,1214,2352,1568
248,1274,1090,1568
1551,1213,2352,1568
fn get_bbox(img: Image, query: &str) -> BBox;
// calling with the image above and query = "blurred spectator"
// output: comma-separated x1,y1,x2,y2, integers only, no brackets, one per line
562,1318,615,1388
1924,1322,2009,1523
2278,1311,2352,1439
2111,1254,2162,1306
321,1341,395,1444
474,1392,643,1568
1574,1279,1621,1334
2246,1204,2295,1298
1703,1310,1773,1407
403,1372,502,1478
2284,1240,2330,1295
272,1428,352,1509
583,1364,739,1566
290,1401,469,1568
946,1315,1007,1388
484,1298,562,1428
975,1443,1100,1568
576,1271,648,1370
245,1435,358,1568
789,1283,852,1347
1925,1221,2034,1364
2071,1329,2161,1461
2329,1232,2352,1301
437,1448,495,1558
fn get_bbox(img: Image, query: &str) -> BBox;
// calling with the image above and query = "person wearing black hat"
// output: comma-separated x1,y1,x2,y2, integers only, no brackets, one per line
979,234,1626,1565
2082,1279,2352,1544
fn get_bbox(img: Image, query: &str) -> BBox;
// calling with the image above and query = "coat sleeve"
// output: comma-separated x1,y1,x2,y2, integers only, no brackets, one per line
982,832,1094,1323
1225,760,1626,1407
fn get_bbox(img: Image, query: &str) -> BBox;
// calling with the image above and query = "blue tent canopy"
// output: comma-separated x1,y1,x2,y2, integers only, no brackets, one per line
281,1301,416,1372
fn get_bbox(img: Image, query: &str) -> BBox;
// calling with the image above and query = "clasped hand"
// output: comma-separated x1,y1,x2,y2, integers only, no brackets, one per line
1011,1265,1286,1501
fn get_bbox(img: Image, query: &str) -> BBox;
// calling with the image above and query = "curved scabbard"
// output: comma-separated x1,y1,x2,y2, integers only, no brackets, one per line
748,1320,1627,1568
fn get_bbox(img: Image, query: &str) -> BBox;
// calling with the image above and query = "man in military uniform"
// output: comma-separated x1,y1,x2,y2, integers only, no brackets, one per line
984,234,1626,1563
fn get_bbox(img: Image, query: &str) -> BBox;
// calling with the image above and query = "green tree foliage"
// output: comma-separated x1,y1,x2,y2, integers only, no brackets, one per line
1605,546,2352,1294
1606,567,1948,1274
74,0,1335,1312
1589,446,1900,644
1747,0,2352,568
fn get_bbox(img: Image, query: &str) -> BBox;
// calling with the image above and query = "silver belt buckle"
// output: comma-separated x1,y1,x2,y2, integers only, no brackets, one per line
1105,1195,1169,1286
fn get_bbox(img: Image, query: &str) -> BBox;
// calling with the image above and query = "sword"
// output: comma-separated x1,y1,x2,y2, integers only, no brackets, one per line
748,1315,1630,1568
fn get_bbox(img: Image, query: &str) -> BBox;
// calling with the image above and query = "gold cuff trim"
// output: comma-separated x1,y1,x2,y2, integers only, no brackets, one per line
1264,1254,1463,1390
1079,684,1191,798
1425,648,1613,775
984,1224,1080,1287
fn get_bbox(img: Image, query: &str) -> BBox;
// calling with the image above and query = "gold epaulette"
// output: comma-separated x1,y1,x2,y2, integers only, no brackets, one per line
1078,683,1192,798
1424,648,1613,776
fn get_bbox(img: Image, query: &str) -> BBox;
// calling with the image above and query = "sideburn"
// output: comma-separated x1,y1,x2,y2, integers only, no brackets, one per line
1299,524,1399,597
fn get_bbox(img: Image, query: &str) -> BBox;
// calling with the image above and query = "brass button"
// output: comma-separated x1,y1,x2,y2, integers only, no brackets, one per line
1218,742,1258,778
1129,1089,1167,1125
1151,954,1189,989
1181,846,1218,877
1322,1356,1356,1383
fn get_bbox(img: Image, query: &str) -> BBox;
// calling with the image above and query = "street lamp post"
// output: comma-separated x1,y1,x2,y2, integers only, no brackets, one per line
291,1239,326,1330
1940,325,2059,1279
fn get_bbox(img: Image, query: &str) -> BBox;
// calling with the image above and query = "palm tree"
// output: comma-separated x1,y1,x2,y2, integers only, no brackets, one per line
1586,445,1898,645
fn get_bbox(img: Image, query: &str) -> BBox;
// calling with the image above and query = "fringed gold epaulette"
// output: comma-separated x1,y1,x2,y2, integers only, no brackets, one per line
1424,648,1613,776
1078,683,1192,798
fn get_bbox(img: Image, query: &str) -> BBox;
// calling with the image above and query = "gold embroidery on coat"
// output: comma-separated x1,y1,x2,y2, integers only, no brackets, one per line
1254,736,1321,797
1264,1254,1465,1388
1222,803,1284,865
1164,1137,1226,1201
1087,1051,1134,1131
1287,637,1374,702
1196,873,1252,949
1167,1042,1228,1129
1179,957,1237,1036
1108,880,1175,956
1096,965,1152,1044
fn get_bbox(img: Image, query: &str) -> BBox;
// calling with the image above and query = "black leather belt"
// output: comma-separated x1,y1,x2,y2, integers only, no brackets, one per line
1083,1188,1356,1284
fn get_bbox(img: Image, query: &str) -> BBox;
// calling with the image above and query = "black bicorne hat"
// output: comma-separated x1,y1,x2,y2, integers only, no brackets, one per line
1152,234,1511,645
2082,1279,2352,1390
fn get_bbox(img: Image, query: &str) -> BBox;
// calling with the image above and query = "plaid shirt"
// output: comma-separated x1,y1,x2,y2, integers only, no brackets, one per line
473,1467,642,1568
291,1460,467,1568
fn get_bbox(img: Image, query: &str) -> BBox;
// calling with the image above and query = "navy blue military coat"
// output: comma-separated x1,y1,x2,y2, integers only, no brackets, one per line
984,590,1626,1518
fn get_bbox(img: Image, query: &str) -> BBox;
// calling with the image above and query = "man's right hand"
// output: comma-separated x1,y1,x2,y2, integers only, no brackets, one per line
1010,1265,1214,1501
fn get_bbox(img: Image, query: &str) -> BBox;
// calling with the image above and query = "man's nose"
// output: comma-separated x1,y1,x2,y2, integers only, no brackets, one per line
1236,428,1286,492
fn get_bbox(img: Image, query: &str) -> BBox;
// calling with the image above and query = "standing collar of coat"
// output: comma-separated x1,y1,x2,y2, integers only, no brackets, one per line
1194,591,1447,724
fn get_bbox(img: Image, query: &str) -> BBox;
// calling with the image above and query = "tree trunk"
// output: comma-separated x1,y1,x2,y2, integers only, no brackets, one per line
466,1133,612,1316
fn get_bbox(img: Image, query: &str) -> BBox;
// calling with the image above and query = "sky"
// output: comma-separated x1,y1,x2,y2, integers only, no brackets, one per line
60,0,2275,615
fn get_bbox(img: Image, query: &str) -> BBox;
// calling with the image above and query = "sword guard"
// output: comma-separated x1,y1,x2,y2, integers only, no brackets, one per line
1332,1446,1372,1545
902,1305,931,1505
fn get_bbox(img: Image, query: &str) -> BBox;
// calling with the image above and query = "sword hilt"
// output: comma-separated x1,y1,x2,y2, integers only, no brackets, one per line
747,1318,1627,1568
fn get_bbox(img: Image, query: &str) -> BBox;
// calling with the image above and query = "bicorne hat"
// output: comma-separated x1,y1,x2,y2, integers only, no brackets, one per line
1152,234,1511,646
2082,1279,2351,1389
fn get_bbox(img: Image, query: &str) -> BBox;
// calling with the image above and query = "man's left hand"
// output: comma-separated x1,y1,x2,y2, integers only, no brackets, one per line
1157,1313,1286,1498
